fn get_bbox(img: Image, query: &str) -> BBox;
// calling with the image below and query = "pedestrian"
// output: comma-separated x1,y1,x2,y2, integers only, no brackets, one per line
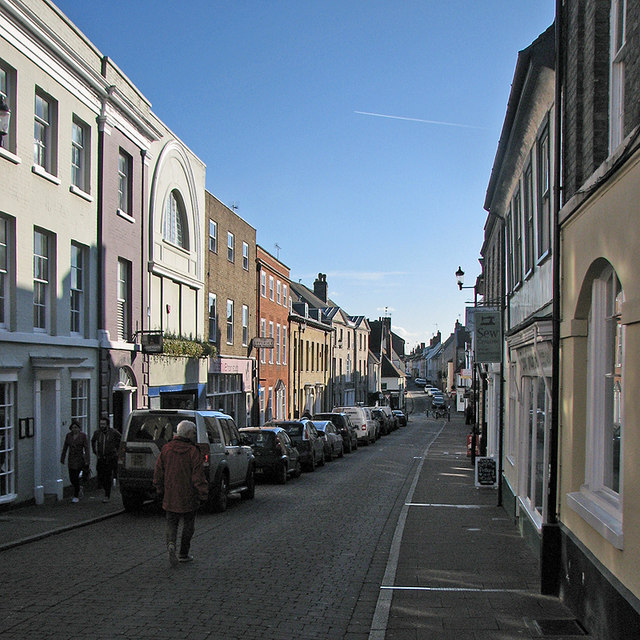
60,420,90,503
91,417,121,503
153,420,208,566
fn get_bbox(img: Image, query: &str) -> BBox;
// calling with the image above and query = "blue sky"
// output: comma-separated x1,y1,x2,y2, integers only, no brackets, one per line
54,0,555,352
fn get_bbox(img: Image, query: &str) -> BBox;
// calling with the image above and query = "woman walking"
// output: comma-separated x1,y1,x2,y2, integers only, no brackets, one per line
60,421,90,503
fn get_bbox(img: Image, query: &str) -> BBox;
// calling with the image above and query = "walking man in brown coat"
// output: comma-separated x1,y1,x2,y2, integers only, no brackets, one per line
153,420,208,565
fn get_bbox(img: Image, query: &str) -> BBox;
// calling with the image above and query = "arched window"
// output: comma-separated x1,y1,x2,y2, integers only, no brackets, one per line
163,190,188,249
568,262,624,548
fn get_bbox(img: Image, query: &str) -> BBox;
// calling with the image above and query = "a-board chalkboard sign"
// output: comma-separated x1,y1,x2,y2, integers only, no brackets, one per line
475,456,497,488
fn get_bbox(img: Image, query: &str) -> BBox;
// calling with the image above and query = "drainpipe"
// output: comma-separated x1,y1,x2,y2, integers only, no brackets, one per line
541,4,563,596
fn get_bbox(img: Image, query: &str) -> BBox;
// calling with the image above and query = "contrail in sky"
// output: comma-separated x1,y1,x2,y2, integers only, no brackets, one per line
354,110,486,130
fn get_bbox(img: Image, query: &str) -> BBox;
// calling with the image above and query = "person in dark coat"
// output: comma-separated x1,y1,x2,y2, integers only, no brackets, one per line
60,420,90,503
91,417,121,503
153,420,208,565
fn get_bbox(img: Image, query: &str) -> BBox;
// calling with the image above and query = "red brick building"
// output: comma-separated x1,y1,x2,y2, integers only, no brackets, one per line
256,246,291,423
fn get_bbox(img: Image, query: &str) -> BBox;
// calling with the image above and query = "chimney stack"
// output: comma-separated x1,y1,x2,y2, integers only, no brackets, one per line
314,273,328,303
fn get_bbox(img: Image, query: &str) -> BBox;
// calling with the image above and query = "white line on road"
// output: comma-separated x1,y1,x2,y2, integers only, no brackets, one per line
380,586,529,593
368,424,445,640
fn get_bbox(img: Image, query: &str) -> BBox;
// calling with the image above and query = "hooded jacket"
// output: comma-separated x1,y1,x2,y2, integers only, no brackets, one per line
153,436,209,513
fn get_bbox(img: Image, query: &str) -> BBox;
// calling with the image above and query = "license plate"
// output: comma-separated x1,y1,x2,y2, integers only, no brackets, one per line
131,453,146,468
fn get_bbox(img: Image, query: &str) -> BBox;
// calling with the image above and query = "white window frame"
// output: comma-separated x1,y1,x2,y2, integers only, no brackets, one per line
537,125,551,259
269,276,274,301
242,242,249,270
226,299,234,345
282,283,288,307
208,293,217,344
276,323,281,365
0,61,16,154
209,220,217,253
242,304,249,347
70,242,85,335
609,0,626,152
118,150,132,216
164,191,188,249
71,378,89,433
71,117,90,194
283,326,287,365
0,380,16,502
227,232,235,263
117,258,131,342
261,272,266,297
33,229,51,332
276,280,281,305
34,89,56,174
0,216,10,329
260,318,267,364
269,321,274,364
567,266,624,548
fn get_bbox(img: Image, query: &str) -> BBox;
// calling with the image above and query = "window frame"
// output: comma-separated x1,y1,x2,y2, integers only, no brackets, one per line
227,232,235,263
70,242,85,335
226,299,234,345
0,381,16,502
163,190,189,250
71,116,90,194
117,258,131,342
536,124,551,260
33,89,57,175
208,293,217,344
242,241,249,270
0,216,11,329
0,61,16,154
567,266,624,548
117,150,132,216
209,220,217,253
609,0,626,152
242,304,249,347
33,229,51,332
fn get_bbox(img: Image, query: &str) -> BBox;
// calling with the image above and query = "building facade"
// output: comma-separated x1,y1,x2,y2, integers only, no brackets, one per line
205,193,256,426
256,246,290,424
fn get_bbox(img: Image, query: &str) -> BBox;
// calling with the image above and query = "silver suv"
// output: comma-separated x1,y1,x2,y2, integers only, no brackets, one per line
118,409,255,513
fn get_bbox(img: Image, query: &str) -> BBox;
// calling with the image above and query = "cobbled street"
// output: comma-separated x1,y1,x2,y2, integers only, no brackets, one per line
2,398,437,640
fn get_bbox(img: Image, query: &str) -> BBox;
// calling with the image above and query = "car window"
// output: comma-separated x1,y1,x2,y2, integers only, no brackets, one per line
204,417,222,444
284,424,302,438
281,432,292,445
244,431,274,447
127,414,179,446
227,420,241,445
219,419,237,446
307,424,318,437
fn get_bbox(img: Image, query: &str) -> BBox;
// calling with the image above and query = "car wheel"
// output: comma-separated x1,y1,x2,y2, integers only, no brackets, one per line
121,491,144,513
338,444,344,458
240,466,255,500
293,460,302,478
277,461,288,484
211,472,228,513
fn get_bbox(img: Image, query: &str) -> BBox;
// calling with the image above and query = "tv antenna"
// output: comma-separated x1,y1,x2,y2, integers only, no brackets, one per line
275,243,281,259
230,201,239,212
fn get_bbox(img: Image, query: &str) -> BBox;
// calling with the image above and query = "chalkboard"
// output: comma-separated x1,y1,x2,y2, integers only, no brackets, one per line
475,456,497,488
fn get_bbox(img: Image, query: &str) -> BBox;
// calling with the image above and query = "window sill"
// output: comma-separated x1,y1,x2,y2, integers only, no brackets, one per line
0,147,21,164
566,490,623,549
69,185,93,202
32,164,61,185
117,209,136,224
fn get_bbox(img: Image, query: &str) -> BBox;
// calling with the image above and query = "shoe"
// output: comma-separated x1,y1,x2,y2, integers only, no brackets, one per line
167,543,178,567
178,554,194,563
71,497,79,503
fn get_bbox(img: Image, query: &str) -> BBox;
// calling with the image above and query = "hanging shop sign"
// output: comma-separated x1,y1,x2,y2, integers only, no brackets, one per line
474,309,502,363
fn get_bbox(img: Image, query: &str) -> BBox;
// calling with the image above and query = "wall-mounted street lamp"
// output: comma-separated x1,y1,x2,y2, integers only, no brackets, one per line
455,266,475,290
0,95,10,146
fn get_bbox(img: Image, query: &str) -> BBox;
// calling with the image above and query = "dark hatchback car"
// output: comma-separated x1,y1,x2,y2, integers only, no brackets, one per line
392,410,408,426
267,420,325,472
239,427,301,484
312,412,358,453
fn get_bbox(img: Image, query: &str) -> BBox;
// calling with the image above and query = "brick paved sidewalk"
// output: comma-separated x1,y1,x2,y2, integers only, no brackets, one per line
380,414,588,640
0,484,124,552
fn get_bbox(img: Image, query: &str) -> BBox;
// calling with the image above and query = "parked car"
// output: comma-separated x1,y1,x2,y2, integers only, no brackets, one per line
239,427,301,483
431,395,448,417
414,377,427,386
118,409,255,513
312,412,358,452
371,408,390,436
334,406,377,444
269,420,325,471
311,421,343,461
377,405,398,431
425,387,441,396
392,409,408,426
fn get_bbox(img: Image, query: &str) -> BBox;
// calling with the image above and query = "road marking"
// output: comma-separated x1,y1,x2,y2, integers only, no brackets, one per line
405,503,491,508
369,423,446,640
380,586,529,593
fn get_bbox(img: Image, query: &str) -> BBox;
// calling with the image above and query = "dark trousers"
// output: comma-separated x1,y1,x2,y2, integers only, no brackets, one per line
69,468,82,498
96,457,117,497
165,510,197,556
